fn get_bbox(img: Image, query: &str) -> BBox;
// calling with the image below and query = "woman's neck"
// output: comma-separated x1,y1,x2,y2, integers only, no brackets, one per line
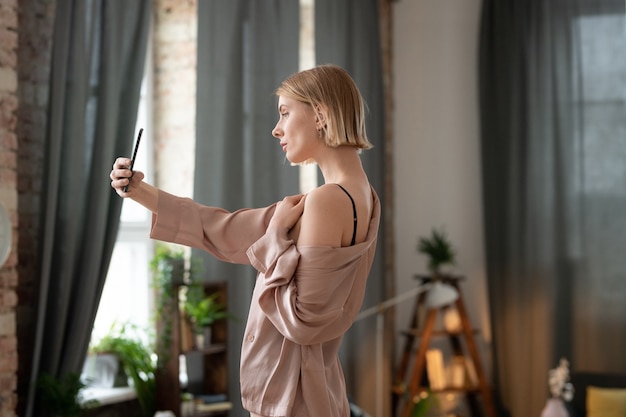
317,146,366,185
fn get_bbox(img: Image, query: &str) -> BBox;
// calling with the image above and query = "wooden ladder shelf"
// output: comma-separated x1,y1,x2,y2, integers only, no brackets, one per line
392,276,497,417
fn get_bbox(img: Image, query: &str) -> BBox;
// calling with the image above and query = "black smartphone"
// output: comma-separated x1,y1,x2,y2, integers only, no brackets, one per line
124,128,143,192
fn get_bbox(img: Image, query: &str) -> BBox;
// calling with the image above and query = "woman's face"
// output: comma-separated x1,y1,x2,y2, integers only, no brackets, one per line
272,96,320,164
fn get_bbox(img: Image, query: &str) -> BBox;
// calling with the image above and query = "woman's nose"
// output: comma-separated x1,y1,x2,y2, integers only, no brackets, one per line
272,123,282,138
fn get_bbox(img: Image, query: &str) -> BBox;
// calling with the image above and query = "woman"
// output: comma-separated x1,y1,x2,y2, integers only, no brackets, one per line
110,64,380,417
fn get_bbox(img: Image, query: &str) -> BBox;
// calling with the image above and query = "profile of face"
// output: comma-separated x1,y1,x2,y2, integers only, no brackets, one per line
272,96,324,164
274,65,373,157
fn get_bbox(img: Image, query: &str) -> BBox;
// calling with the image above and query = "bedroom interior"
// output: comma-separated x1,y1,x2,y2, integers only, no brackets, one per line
0,0,625,417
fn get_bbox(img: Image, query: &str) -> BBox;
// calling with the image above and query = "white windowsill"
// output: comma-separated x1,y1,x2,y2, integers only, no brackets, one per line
81,386,137,407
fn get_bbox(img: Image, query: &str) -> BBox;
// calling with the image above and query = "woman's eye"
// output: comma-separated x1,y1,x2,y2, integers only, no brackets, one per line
280,113,288,118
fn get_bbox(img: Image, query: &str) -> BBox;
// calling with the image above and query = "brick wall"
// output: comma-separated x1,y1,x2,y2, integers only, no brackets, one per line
15,0,54,415
154,0,197,195
0,0,19,415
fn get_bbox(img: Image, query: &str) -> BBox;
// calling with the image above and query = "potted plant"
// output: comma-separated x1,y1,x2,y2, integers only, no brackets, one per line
417,227,460,310
411,390,437,417
89,323,156,417
37,372,99,417
417,227,456,277
183,284,233,348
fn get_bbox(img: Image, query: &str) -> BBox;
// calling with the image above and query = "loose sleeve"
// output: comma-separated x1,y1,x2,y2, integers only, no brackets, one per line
151,189,276,264
247,231,375,345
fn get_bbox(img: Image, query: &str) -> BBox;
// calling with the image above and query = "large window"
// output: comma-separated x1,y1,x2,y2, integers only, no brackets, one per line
576,10,626,302
90,52,154,344
90,0,318,349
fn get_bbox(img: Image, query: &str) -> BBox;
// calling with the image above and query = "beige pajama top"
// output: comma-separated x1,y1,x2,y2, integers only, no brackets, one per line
150,187,380,417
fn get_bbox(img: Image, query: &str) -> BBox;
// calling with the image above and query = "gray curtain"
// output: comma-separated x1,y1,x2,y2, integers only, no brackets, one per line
315,0,387,415
194,1,299,415
27,0,150,415
479,0,626,416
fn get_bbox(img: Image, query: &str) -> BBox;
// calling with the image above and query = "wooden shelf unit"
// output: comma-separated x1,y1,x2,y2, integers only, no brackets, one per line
155,281,230,417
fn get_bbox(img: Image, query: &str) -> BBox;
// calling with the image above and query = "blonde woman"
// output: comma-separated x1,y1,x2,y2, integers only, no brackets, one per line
110,64,380,417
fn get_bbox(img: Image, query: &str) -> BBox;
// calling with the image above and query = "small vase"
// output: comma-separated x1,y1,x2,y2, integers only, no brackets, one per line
194,333,204,350
540,398,569,417
202,326,212,346
194,327,212,349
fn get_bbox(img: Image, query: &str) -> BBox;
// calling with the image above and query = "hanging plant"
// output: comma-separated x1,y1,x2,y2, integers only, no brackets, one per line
149,244,205,363
149,244,186,366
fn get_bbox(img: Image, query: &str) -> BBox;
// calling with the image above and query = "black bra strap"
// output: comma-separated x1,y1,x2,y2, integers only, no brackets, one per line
336,184,357,246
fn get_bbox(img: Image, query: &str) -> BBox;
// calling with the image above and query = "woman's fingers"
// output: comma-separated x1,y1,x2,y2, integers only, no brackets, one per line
270,194,306,231
113,157,132,170
110,157,143,196
111,170,144,195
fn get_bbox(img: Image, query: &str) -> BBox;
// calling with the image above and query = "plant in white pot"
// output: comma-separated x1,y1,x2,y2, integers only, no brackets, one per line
417,227,456,277
89,323,157,417
417,227,460,310
183,284,234,349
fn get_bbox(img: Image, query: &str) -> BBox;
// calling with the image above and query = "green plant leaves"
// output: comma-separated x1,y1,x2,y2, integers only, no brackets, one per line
417,227,456,275
90,323,156,417
37,372,99,417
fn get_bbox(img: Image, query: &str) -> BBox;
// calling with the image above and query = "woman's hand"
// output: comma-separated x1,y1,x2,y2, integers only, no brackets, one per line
110,157,145,197
269,194,306,234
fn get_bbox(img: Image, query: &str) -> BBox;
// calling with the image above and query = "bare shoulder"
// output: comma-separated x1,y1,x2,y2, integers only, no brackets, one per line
296,184,351,247
306,183,347,208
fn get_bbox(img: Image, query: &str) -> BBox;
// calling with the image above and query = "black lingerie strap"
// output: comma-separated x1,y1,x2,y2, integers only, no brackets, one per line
336,184,357,246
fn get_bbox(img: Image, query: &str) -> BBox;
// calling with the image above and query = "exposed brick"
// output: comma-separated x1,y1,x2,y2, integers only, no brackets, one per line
0,352,17,373
0,69,16,94
156,0,196,19
0,6,17,31
0,0,17,11
0,290,16,308
0,314,15,337
0,151,15,170
1,0,21,414
0,28,18,53
0,131,16,151
0,270,16,288
0,374,17,392
0,169,16,188
0,336,16,353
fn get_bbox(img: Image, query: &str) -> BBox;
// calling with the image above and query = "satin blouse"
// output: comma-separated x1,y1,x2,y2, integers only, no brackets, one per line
149,187,380,417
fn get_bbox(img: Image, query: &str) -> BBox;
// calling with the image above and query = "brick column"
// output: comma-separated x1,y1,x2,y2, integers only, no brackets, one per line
154,0,197,196
14,0,54,415
0,0,19,415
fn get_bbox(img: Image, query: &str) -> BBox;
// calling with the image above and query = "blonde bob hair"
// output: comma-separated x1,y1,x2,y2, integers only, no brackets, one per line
275,64,373,150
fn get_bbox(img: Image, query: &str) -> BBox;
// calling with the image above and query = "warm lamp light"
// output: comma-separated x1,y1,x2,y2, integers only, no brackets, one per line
425,281,459,309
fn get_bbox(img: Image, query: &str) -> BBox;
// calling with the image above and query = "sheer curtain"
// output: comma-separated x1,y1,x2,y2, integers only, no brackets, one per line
194,2,300,415
479,1,626,416
27,1,150,415
315,0,387,414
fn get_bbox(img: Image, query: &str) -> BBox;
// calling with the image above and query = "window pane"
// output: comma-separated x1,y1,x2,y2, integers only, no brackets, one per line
92,240,153,341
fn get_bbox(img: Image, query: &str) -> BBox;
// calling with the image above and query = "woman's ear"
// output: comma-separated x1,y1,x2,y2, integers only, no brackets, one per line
314,105,327,128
